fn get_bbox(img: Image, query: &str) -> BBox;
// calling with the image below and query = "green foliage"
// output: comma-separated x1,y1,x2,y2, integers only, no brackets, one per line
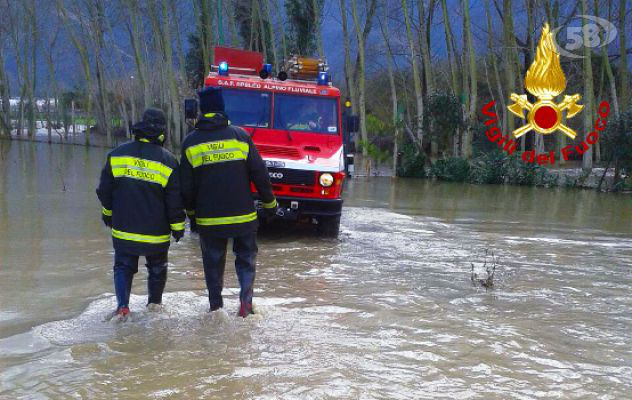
425,92,464,152
601,109,632,190
430,157,470,182
602,110,632,165
472,121,499,155
234,0,274,62
185,34,205,88
468,150,508,184
425,93,464,133
397,142,426,178
366,114,388,136
502,156,557,186
430,150,557,186
358,139,391,166
285,0,323,56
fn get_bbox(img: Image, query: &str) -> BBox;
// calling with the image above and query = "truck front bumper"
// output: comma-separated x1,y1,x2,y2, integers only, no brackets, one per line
256,196,343,221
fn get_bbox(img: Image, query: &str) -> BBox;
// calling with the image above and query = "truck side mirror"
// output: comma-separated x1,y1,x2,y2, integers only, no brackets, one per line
184,99,198,120
346,115,359,133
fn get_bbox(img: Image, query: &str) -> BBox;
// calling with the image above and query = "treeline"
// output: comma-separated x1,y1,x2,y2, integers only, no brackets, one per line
0,0,325,147
0,0,631,182
356,0,631,183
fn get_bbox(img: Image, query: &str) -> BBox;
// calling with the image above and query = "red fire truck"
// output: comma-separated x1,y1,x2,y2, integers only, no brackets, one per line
186,47,355,237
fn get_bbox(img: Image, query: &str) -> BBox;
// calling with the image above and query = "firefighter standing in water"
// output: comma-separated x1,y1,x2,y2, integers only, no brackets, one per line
97,108,185,321
180,87,277,318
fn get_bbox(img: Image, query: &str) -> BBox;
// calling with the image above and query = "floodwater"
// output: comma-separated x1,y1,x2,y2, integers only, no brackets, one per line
1,140,631,399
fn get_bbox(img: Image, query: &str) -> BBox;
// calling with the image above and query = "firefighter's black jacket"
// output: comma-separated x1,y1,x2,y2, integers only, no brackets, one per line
180,113,276,238
97,139,185,255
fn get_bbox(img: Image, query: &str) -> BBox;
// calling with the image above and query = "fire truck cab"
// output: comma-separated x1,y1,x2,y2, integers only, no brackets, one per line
189,47,350,237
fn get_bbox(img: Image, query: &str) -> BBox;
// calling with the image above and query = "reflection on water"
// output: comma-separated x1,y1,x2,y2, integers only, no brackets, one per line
1,141,631,399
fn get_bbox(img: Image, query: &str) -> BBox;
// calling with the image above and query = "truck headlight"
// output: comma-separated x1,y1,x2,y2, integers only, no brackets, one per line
319,173,334,187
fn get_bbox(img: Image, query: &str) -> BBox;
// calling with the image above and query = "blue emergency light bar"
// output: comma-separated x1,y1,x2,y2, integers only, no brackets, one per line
218,61,229,76
317,71,330,86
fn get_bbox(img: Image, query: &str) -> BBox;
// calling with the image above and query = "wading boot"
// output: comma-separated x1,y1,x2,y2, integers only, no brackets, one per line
112,306,130,322
147,303,162,313
238,302,254,318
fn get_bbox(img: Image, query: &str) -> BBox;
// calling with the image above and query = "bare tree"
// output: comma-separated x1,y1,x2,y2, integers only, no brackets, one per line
8,1,38,138
350,0,377,166
618,0,628,111
502,0,517,139
262,0,278,71
0,37,11,137
599,0,619,118
401,0,424,150
378,3,400,174
338,0,356,109
462,0,476,158
148,0,183,147
195,0,215,78
417,0,433,94
581,0,594,170
57,0,95,146
312,0,324,60
440,0,458,96
124,0,151,111
89,0,113,146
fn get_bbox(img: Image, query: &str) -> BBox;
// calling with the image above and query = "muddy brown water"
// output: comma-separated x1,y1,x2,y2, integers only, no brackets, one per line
1,141,631,399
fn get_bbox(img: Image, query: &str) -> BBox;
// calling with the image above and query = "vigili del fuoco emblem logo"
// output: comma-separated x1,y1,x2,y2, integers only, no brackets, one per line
507,23,583,139
481,23,611,166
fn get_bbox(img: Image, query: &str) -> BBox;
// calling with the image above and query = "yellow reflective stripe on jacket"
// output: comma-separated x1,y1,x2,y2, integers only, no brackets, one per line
102,207,112,216
185,139,249,168
112,229,171,244
262,199,277,209
110,156,173,187
170,221,185,231
196,212,257,226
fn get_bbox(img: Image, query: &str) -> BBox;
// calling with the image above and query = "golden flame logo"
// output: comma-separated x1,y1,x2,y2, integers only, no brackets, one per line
508,23,583,139
525,24,566,99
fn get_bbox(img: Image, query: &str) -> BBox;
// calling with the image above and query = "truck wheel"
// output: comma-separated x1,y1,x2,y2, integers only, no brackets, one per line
317,215,341,238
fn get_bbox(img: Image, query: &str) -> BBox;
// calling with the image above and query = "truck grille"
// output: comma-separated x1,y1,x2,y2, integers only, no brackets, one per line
257,144,301,158
268,168,315,186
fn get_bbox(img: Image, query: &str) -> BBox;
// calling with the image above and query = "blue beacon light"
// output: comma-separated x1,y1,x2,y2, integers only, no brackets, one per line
317,71,330,86
218,61,229,76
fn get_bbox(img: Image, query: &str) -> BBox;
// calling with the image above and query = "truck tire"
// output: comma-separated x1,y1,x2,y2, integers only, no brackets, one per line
317,215,341,238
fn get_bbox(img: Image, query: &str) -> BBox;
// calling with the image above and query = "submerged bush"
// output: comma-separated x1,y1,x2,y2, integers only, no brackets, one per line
601,109,632,190
430,157,470,182
503,156,557,186
397,143,427,178
469,150,508,184
430,151,557,186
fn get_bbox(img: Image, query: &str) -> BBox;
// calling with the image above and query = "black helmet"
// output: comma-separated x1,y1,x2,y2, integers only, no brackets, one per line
132,108,167,144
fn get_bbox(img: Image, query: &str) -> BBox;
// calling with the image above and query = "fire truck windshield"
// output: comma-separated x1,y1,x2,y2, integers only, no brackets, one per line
223,89,271,127
273,94,338,135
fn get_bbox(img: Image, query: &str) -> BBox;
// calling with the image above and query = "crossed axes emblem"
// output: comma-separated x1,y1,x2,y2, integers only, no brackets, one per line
507,94,583,139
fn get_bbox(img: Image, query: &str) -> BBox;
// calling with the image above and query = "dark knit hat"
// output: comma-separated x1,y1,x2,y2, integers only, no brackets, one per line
132,107,167,143
198,87,225,114
141,108,166,129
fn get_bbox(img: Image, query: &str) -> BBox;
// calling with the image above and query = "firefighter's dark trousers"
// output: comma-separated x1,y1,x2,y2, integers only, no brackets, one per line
113,251,168,309
199,233,258,311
